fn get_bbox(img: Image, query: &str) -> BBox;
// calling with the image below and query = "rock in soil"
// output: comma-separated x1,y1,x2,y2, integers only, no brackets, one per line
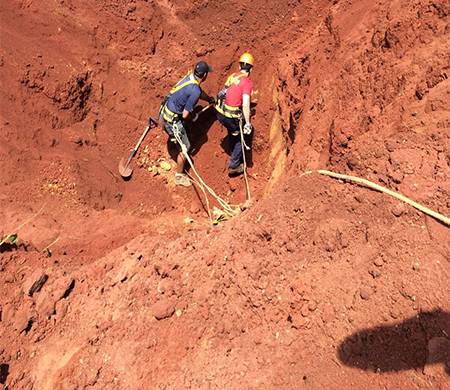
151,299,175,320
23,270,48,297
360,286,373,300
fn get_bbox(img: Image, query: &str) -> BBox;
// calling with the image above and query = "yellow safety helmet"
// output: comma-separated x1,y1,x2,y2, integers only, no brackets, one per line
239,52,254,67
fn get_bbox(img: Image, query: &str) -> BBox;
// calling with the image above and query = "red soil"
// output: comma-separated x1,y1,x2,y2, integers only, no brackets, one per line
0,0,449,389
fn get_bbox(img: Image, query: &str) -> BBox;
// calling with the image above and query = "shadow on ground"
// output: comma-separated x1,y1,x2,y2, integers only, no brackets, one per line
0,364,9,384
190,106,217,157
337,309,450,375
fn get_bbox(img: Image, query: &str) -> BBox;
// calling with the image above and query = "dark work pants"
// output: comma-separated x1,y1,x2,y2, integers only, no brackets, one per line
217,113,242,169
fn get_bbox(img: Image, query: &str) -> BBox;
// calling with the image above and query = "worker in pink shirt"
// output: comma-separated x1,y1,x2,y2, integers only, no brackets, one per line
215,52,254,176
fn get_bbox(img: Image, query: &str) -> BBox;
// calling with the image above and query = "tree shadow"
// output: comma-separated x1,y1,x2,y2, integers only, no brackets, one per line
0,242,17,253
0,241,32,253
0,363,9,384
337,309,450,375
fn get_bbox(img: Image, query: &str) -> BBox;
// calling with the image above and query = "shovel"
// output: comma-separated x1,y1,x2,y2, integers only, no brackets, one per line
119,117,158,178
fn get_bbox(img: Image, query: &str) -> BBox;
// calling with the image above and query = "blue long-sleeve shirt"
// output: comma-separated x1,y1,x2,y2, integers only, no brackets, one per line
166,73,201,114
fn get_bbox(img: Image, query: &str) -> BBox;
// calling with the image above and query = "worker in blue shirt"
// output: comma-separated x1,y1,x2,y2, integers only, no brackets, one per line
159,61,214,186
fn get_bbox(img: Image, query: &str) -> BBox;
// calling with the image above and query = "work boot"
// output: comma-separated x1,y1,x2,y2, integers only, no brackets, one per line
174,173,191,187
228,163,244,177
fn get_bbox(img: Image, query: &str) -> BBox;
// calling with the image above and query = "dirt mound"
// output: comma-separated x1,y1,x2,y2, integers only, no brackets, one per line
1,0,449,389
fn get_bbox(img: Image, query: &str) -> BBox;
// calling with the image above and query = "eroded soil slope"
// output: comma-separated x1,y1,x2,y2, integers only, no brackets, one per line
1,0,449,389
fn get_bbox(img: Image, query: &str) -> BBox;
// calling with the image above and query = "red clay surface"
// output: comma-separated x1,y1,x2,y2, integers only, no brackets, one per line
1,0,449,389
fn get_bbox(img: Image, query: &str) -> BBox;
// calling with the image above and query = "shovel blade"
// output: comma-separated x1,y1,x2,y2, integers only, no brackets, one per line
119,157,133,178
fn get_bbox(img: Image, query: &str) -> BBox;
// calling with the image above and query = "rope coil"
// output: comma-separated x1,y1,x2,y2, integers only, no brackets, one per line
172,122,238,220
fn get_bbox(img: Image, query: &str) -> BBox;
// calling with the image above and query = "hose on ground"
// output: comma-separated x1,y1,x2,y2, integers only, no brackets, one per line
317,169,450,226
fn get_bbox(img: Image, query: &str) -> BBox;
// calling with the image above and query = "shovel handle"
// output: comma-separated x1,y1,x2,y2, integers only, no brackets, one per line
126,117,158,162
132,124,150,152
133,117,158,150
199,103,213,114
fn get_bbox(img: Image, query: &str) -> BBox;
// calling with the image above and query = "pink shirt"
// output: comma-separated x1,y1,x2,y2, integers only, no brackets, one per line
225,74,253,107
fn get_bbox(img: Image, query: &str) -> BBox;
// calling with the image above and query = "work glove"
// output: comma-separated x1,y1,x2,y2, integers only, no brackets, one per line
206,96,215,104
243,123,253,135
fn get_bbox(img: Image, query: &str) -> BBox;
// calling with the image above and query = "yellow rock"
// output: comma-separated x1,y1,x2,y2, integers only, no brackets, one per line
160,161,171,171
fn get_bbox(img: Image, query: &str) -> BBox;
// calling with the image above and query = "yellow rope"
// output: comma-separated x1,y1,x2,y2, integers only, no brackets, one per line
239,119,252,203
317,170,450,226
172,123,237,218
1,203,47,246
42,236,61,253
187,174,213,222
15,203,46,231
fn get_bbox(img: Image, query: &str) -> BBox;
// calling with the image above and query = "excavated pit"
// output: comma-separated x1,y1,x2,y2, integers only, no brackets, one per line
1,1,449,389
0,0,323,262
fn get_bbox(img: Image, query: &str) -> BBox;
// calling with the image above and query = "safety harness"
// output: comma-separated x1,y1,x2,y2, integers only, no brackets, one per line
160,72,199,123
215,72,248,119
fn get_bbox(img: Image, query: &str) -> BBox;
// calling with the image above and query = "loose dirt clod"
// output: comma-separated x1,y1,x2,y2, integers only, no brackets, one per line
24,271,48,296
151,300,176,320
360,287,373,301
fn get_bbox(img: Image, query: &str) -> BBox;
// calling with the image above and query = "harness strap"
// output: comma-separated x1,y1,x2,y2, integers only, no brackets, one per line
215,72,248,119
161,72,199,123
225,72,247,87
215,100,242,119
161,104,180,123
170,72,199,94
